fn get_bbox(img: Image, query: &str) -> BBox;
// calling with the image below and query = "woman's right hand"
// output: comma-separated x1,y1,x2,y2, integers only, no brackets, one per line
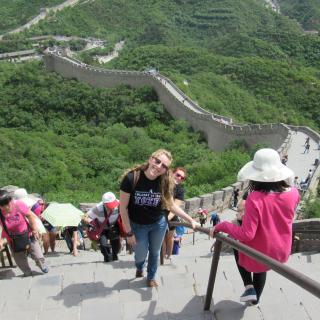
126,234,136,246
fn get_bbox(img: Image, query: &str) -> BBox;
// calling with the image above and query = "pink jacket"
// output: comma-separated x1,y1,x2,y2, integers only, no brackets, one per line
215,188,300,272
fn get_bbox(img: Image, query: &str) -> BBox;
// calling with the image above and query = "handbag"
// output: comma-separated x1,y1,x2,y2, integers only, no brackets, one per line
86,218,109,241
0,209,31,252
11,231,31,252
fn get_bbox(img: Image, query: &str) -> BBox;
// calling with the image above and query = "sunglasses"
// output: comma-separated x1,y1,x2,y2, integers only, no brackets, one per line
152,156,169,171
0,197,11,207
175,173,186,181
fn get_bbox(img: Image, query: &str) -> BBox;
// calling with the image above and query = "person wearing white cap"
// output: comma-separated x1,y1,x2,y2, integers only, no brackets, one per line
84,192,121,262
210,148,300,305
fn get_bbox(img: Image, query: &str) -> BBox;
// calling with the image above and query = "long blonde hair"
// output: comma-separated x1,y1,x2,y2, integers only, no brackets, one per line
122,149,175,210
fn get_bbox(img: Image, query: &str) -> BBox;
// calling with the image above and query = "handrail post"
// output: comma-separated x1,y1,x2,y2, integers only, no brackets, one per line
193,231,195,245
204,239,222,310
160,242,164,265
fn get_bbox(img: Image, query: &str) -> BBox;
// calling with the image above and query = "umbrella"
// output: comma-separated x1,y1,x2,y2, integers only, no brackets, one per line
41,203,84,227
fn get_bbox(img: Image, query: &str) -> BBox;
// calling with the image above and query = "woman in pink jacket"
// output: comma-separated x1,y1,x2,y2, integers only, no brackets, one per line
211,148,300,305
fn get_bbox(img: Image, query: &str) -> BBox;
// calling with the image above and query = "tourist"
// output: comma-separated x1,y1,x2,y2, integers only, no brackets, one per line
162,167,187,260
0,190,49,276
281,155,288,166
210,148,299,305
83,192,121,262
232,188,240,208
32,198,58,255
304,137,310,146
198,208,208,227
119,149,199,287
303,143,310,154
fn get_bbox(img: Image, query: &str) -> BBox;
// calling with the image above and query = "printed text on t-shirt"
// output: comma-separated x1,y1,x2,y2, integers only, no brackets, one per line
134,190,161,207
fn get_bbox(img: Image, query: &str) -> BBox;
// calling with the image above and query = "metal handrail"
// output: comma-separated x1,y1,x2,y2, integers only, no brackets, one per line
169,221,320,310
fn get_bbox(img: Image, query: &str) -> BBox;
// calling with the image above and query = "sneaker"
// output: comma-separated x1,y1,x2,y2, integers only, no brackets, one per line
240,288,257,303
112,254,119,261
40,265,49,273
248,300,260,306
135,269,144,278
36,262,49,273
147,279,158,288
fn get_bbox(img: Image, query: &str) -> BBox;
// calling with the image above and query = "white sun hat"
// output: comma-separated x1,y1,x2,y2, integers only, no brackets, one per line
237,148,294,182
13,188,39,208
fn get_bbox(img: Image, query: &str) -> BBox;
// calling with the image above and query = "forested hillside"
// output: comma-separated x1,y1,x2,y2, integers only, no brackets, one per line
0,61,251,203
108,45,320,128
18,0,319,128
0,0,65,33
0,0,319,203
278,0,320,31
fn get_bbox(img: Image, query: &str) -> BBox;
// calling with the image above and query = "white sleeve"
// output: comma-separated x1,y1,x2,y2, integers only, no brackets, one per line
87,207,99,221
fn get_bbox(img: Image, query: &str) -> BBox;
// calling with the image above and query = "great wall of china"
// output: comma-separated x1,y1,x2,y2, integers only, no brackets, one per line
43,51,320,218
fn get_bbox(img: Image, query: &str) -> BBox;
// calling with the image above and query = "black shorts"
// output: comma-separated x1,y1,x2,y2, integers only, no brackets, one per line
42,220,56,232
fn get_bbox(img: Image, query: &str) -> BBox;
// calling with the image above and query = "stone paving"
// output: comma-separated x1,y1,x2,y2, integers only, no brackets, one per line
1,227,319,320
0,130,319,320
286,131,319,183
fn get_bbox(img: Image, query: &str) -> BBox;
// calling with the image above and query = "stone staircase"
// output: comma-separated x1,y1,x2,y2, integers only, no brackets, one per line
0,229,319,320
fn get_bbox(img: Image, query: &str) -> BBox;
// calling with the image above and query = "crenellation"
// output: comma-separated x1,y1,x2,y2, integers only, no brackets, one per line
199,193,214,211
185,197,202,214
212,191,224,211
221,187,234,209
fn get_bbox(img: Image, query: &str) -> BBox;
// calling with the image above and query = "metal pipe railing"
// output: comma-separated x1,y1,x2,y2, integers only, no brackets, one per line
169,221,320,310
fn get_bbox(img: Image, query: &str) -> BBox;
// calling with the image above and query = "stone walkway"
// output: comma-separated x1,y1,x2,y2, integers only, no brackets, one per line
286,131,319,184
0,229,319,320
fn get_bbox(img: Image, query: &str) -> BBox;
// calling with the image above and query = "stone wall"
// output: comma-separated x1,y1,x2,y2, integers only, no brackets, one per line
292,219,320,252
43,51,297,215
289,125,320,198
43,52,292,152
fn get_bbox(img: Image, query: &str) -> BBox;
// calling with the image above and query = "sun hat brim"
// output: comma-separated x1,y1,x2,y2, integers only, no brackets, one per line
237,160,294,182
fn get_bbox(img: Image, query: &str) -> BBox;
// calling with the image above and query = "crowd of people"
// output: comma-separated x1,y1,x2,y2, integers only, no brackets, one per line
0,147,301,307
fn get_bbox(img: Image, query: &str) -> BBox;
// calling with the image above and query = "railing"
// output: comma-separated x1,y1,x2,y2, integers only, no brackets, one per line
169,221,320,310
0,242,13,268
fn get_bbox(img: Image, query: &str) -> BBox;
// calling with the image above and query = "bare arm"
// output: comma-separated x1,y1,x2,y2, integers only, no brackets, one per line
167,199,183,221
170,201,199,229
119,191,136,245
26,211,40,240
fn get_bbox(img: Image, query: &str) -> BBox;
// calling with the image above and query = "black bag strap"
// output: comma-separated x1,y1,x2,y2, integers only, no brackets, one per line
102,205,117,227
128,170,140,194
0,209,11,240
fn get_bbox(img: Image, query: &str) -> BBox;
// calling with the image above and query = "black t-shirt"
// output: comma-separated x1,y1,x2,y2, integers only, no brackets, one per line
174,184,184,201
120,170,168,225
169,184,185,226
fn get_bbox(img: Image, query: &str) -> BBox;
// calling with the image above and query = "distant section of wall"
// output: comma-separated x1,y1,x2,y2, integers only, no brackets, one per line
43,51,299,216
292,219,320,252
43,52,292,152
289,125,320,198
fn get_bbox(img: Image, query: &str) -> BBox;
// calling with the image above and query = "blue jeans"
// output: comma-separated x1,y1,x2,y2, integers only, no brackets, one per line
131,216,167,280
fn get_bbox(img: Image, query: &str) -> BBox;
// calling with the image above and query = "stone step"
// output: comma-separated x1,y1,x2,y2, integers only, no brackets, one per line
1,233,319,320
